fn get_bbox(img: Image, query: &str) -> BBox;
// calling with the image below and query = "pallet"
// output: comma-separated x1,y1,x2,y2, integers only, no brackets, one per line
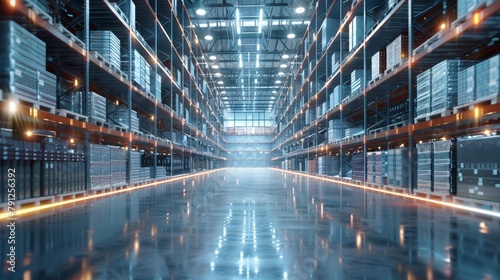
453,196,500,212
23,0,54,24
110,125,128,133
55,191,86,201
110,3,130,26
453,94,500,114
19,99,56,114
90,118,108,127
413,190,451,201
56,109,88,122
53,23,85,49
414,108,452,123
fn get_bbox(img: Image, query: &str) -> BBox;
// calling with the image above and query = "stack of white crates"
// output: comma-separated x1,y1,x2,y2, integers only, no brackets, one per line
349,16,374,51
305,108,316,125
351,69,370,95
130,151,150,183
431,60,469,112
118,0,136,30
122,49,150,92
111,147,127,187
417,142,433,192
151,72,162,100
109,106,139,131
457,65,475,105
386,34,407,70
321,18,339,51
388,148,409,187
433,140,454,194
89,144,112,189
416,69,432,118
371,50,386,81
488,55,500,97
476,58,490,99
328,119,348,143
345,127,363,138
89,31,121,70
331,52,344,74
0,20,57,109
60,91,106,121
329,85,350,109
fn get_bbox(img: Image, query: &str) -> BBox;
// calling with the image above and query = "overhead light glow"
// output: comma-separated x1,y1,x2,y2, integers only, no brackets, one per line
280,63,287,68
215,72,222,77
236,8,241,34
256,54,260,68
295,6,305,14
278,72,285,76
282,54,290,59
205,35,213,40
209,55,217,60
272,90,277,94
238,38,241,46
275,80,281,84
221,91,226,94
287,33,296,39
258,8,264,34
217,81,224,85
212,64,219,69
8,101,17,113
239,54,243,68
196,8,206,16
257,44,260,51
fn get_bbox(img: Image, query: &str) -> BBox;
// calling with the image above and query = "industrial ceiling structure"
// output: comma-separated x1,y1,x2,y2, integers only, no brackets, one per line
185,0,316,112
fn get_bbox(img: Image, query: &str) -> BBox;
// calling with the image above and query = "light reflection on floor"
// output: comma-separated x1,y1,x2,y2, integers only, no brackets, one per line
1,168,499,279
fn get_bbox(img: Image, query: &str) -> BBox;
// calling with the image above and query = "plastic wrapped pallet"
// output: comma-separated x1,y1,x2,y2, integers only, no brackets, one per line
351,69,370,95
351,153,365,181
488,54,500,96
329,85,350,109
475,59,490,99
371,50,386,81
375,151,388,185
345,127,363,138
386,34,408,70
457,0,487,19
122,49,142,86
433,140,455,194
321,18,339,51
349,16,375,51
331,52,345,74
328,119,349,143
417,142,433,192
457,65,476,105
431,60,470,112
388,148,409,187
367,152,376,183
416,69,432,117
89,30,121,70
151,72,162,100
118,0,136,29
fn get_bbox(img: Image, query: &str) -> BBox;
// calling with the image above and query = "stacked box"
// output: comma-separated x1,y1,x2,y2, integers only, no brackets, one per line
62,92,107,121
457,65,476,105
151,72,162,100
316,104,322,119
371,50,387,81
417,142,433,192
328,119,350,143
0,21,58,108
331,52,345,74
349,16,375,51
457,136,500,202
111,147,127,187
322,102,328,115
305,108,316,125
118,0,136,29
109,106,139,131
386,34,408,70
308,158,318,174
416,69,432,117
457,0,487,19
488,54,500,96
321,18,340,51
351,153,364,181
431,60,470,111
351,69,370,94
89,144,112,189
433,140,455,194
374,151,388,185
122,49,150,92
476,59,490,99
90,92,107,121
388,148,409,187
329,85,350,109
367,152,376,183
90,31,121,70
150,166,167,179
345,127,363,138
131,151,151,183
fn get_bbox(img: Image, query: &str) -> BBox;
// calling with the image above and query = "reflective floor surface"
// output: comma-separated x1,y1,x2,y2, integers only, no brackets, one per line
1,168,500,279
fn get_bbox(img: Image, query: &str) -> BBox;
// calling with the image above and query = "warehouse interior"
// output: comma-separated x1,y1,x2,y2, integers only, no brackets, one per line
1,0,500,279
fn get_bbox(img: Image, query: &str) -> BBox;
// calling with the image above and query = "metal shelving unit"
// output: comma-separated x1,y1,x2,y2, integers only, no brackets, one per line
272,0,500,197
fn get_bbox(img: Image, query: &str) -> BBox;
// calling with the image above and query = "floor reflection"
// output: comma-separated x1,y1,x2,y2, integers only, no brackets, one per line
1,169,499,279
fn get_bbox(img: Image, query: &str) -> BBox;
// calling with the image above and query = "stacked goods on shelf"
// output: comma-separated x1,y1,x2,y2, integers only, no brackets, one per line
345,127,363,138
118,0,136,29
388,0,398,9
351,69,370,95
60,91,107,122
322,102,328,115
329,85,350,109
111,147,127,187
131,151,150,183
320,18,339,51
457,0,487,19
457,136,500,202
371,50,386,81
367,152,376,183
0,20,56,108
351,153,364,181
151,72,162,100
348,16,375,51
316,104,322,119
317,156,327,175
305,108,316,125
108,103,139,131
331,52,345,74
457,65,476,105
476,58,490,100
122,49,150,92
327,119,350,143
89,31,121,70
416,69,432,118
308,158,317,174
488,54,500,97
433,140,456,194
89,144,111,189
386,34,408,70
374,151,388,185
416,142,433,192
388,148,409,187
389,101,408,124
431,60,470,112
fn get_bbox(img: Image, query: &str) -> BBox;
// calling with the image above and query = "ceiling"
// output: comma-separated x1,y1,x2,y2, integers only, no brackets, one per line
185,0,316,113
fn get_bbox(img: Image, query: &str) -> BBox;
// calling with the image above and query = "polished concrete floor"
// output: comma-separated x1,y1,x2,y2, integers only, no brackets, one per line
1,168,500,279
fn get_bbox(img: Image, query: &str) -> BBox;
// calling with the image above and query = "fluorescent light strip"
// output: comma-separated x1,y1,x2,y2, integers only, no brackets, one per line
239,53,243,68
236,8,241,35
258,8,263,34
256,54,260,68
0,169,229,220
238,38,241,46
274,168,500,218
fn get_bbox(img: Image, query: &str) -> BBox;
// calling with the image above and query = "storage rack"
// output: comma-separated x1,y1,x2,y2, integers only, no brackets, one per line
0,0,228,204
272,0,500,202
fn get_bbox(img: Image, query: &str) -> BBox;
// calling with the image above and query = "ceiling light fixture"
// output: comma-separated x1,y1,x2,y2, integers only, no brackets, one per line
258,8,264,34
256,54,260,68
295,6,305,14
239,54,243,68
212,64,219,69
287,32,296,39
217,81,224,85
236,8,241,34
280,63,287,68
276,80,281,84
209,55,217,60
278,72,285,76
282,54,290,59
215,72,222,77
238,38,241,46
196,8,206,16
205,34,213,40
